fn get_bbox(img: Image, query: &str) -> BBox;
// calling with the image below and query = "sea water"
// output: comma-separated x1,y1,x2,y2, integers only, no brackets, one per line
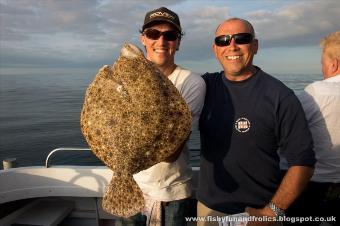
0,72,321,168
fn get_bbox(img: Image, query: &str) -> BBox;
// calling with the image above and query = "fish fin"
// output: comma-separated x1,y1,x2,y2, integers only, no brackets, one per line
102,174,145,217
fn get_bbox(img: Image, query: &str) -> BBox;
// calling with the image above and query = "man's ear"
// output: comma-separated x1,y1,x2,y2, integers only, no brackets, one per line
212,43,218,59
140,34,146,46
331,58,339,73
176,39,181,51
253,39,259,55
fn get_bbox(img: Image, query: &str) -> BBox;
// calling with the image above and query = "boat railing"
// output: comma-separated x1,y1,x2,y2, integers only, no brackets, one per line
45,147,201,168
45,147,91,168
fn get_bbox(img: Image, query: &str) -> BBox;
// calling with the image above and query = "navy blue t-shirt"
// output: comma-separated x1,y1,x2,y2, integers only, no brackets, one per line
197,68,315,214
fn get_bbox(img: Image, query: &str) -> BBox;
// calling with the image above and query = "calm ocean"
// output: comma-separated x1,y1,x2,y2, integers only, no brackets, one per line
0,72,321,168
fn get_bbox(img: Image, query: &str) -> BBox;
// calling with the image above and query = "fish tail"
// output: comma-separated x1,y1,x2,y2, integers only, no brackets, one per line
102,174,145,217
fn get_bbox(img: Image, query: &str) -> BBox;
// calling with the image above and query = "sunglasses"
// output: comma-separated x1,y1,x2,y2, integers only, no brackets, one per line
143,29,180,41
215,33,253,46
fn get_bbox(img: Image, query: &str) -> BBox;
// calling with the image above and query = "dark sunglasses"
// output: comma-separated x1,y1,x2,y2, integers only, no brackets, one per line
215,33,253,46
143,29,180,41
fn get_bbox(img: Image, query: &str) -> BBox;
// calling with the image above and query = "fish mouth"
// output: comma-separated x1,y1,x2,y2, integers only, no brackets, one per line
121,43,143,59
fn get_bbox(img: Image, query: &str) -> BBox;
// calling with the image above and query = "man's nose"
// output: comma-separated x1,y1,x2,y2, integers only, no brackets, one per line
228,38,239,50
229,38,237,46
157,34,167,44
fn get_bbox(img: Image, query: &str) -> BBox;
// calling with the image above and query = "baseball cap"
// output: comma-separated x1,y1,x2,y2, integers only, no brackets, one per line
142,7,182,33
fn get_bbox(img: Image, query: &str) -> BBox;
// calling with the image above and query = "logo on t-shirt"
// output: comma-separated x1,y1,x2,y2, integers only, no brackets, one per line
235,117,251,133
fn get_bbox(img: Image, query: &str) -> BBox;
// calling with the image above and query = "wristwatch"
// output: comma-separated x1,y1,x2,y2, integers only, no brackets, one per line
267,201,285,220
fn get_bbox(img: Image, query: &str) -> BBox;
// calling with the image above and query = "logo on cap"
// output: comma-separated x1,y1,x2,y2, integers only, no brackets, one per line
149,11,175,20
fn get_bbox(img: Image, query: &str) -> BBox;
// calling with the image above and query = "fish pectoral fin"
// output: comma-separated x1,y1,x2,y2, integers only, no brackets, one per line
102,174,145,218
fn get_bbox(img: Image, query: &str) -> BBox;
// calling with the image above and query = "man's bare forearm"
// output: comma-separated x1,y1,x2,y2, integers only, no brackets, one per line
245,166,314,226
271,166,314,210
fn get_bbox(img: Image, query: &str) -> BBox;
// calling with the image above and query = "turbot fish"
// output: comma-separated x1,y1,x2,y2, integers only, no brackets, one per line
80,43,191,217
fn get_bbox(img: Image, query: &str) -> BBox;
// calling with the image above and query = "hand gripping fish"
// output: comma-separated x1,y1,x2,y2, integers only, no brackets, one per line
80,43,191,217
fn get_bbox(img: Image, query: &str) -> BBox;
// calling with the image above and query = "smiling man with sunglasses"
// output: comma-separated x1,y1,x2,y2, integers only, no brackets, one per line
118,6,206,226
197,18,316,226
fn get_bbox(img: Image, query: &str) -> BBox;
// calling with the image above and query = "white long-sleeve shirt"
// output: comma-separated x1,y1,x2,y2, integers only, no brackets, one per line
299,74,340,183
133,66,206,201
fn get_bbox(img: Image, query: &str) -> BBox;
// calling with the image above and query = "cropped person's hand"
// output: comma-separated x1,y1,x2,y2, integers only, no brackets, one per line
164,133,191,163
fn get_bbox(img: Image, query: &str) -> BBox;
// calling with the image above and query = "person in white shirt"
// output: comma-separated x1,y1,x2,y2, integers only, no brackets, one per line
116,7,206,226
288,31,340,225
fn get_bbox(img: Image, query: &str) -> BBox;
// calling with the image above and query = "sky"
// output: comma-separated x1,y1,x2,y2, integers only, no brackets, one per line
0,0,339,76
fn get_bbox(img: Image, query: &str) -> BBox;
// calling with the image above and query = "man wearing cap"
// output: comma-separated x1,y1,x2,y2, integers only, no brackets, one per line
116,7,206,226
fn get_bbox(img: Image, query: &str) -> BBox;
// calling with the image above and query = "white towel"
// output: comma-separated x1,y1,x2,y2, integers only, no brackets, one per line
141,198,162,226
218,212,248,226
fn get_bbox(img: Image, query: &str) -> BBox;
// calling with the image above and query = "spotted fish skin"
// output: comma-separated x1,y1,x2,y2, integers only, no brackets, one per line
80,43,191,217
